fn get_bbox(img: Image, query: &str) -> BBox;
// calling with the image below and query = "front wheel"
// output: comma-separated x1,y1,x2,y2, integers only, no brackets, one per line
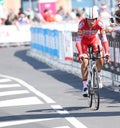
88,82,92,108
92,68,100,110
87,72,93,108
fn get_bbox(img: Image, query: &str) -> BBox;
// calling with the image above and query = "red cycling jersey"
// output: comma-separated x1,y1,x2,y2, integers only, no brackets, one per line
76,18,109,54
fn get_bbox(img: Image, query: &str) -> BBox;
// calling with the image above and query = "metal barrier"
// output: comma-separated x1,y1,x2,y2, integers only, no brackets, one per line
29,24,120,91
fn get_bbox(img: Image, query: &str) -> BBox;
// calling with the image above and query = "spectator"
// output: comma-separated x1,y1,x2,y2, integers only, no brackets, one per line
43,9,56,22
75,8,81,20
24,8,34,20
63,12,72,21
32,8,46,24
18,8,25,16
55,10,63,22
106,9,120,33
4,15,12,25
18,13,29,25
80,8,86,19
99,2,111,27
70,9,77,20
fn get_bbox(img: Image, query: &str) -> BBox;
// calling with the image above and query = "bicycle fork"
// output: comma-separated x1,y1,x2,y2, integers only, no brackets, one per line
87,61,96,94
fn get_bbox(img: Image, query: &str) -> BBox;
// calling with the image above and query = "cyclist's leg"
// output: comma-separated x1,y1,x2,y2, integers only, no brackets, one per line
93,43,104,88
92,42,104,72
96,54,104,72
80,43,89,96
81,56,89,96
81,54,88,83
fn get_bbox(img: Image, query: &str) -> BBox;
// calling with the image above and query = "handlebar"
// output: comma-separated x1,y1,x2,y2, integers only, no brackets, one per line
82,55,109,63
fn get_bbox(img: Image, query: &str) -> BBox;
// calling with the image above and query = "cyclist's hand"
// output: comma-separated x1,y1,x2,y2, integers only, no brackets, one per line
78,54,84,63
104,53,110,64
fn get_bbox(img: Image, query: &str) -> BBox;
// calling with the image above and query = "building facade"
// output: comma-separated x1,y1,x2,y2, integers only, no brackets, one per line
1,0,118,18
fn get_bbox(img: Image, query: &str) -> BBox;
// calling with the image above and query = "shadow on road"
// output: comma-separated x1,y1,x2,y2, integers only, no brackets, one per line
14,49,120,104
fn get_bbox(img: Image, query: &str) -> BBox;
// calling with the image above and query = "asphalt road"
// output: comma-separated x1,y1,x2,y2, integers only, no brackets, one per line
0,46,119,128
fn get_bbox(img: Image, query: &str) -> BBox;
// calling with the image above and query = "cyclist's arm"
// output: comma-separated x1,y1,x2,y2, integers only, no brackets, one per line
99,21,109,54
76,20,84,55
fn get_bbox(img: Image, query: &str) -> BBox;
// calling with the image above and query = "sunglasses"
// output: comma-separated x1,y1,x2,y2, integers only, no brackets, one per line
87,18,97,21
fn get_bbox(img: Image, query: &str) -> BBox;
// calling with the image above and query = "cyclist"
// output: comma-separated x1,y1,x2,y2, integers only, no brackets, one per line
76,7,110,97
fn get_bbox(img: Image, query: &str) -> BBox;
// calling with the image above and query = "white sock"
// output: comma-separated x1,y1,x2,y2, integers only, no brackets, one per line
98,72,101,77
83,81,87,88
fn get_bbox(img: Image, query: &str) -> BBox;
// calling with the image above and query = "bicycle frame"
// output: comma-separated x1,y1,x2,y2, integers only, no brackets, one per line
87,46,100,110
88,58,98,88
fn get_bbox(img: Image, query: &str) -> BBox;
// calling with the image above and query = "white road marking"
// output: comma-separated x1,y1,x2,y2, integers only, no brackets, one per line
54,126,70,128
66,117,88,128
51,105,69,114
51,105,63,109
0,118,60,127
0,74,55,104
0,84,21,88
51,105,88,128
0,97,43,107
0,74,88,128
0,90,30,96
0,79,11,83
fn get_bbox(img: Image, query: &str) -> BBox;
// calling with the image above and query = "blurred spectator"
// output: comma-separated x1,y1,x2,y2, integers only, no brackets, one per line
8,8,16,19
75,8,81,19
43,9,56,22
24,8,34,20
57,6,65,19
4,15,12,25
55,10,63,22
79,8,86,19
63,12,72,21
32,13,41,23
18,8,25,16
115,1,120,10
18,13,29,25
99,2,111,27
6,8,16,24
32,8,46,24
0,18,3,25
70,9,76,20
106,9,120,33
0,4,6,24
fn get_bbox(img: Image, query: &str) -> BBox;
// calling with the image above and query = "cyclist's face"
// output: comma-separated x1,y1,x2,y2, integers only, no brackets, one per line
87,18,97,27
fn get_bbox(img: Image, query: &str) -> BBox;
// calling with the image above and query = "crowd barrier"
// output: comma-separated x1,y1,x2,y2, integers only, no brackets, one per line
30,22,120,90
0,23,119,90
0,25,31,47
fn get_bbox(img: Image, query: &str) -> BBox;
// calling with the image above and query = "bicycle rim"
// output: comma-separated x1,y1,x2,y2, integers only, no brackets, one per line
87,79,92,108
93,69,100,110
88,86,92,108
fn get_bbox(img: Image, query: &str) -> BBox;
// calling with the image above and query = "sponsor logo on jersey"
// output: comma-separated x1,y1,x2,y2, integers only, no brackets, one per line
78,22,84,29
78,30,82,34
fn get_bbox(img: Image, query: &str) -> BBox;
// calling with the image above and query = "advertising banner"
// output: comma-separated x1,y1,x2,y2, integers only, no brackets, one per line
38,0,56,15
63,31,73,60
0,25,31,43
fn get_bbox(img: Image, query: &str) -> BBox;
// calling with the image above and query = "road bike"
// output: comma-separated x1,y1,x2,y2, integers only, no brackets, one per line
85,45,106,110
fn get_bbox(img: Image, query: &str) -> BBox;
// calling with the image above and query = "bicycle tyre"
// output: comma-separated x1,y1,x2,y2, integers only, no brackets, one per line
87,72,93,108
93,68,100,110
88,82,92,108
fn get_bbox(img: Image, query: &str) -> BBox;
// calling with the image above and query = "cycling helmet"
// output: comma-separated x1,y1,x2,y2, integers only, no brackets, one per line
85,7,98,19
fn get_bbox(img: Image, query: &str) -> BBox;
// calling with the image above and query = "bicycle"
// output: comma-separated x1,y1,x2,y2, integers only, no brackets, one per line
85,45,107,110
